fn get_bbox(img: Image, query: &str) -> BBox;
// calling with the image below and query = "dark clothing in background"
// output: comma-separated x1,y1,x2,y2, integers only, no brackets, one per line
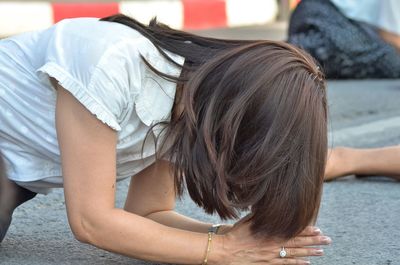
288,0,400,79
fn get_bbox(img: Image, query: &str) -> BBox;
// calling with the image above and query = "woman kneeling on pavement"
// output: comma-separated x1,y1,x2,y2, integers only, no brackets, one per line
0,15,332,264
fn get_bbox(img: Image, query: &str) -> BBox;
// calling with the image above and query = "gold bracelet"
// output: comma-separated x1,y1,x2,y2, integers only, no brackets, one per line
202,231,213,265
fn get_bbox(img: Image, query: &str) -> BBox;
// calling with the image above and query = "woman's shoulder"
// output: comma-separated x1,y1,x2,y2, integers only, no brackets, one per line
41,17,184,71
44,17,185,73
37,17,154,84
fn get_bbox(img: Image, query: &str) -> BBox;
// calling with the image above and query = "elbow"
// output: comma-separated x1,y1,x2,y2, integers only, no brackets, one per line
71,226,90,244
68,214,95,244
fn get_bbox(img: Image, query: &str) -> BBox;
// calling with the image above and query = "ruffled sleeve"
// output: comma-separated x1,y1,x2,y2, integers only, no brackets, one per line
36,18,185,133
36,19,143,131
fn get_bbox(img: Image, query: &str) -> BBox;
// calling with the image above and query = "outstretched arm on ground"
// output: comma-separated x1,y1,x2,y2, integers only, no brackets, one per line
325,147,400,181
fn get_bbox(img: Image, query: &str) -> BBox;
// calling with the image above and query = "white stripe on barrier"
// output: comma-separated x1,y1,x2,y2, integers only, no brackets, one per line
120,0,183,29
226,0,278,27
0,2,53,36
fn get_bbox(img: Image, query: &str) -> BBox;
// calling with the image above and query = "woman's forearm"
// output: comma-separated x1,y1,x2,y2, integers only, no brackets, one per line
145,210,213,233
83,208,225,264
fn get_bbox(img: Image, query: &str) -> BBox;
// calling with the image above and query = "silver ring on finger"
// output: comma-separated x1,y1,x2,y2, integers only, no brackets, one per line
279,246,287,258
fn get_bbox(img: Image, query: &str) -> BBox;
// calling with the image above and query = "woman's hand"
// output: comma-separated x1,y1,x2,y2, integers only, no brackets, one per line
213,220,331,265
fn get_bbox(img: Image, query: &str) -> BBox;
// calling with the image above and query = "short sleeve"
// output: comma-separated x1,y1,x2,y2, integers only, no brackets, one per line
36,19,144,131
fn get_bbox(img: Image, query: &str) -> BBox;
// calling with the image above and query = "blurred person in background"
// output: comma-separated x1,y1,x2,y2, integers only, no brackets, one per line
0,15,331,265
288,0,400,79
287,0,400,181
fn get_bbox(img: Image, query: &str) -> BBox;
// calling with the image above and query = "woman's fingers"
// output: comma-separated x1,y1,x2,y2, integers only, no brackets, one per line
286,235,332,248
283,247,324,258
259,246,323,260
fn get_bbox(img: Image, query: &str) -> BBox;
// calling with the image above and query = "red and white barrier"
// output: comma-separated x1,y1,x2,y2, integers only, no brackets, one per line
0,0,278,36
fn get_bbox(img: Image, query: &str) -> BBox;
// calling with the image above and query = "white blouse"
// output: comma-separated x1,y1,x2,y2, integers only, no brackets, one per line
0,18,184,193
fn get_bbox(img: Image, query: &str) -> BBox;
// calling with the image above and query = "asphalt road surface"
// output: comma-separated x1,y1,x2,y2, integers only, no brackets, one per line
1,23,400,265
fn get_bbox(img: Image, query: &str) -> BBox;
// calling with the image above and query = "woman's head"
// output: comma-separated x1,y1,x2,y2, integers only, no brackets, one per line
102,15,327,240
171,42,327,240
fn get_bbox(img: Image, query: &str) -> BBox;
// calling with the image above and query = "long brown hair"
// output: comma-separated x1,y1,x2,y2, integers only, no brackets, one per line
101,15,327,240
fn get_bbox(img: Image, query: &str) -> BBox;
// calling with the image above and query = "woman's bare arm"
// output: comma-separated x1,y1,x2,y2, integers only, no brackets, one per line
124,160,231,234
55,85,226,264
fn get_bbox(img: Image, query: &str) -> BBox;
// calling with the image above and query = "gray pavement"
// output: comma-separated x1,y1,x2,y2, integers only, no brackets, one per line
1,24,400,265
